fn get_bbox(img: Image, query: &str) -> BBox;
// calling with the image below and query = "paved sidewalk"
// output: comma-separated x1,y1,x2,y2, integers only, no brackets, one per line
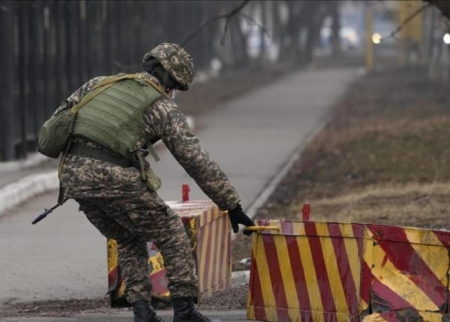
0,160,58,215
0,68,359,318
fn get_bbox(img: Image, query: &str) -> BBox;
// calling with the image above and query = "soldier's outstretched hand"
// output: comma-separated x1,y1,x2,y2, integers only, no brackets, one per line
228,204,255,236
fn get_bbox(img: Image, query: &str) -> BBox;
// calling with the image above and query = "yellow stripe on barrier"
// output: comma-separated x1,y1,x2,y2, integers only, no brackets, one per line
340,224,362,308
199,211,210,288
405,230,448,289
223,216,231,287
107,239,118,275
273,235,299,321
297,225,325,317
371,242,439,311
362,313,387,322
253,232,277,321
360,228,374,313
213,209,222,288
207,209,216,293
316,224,349,322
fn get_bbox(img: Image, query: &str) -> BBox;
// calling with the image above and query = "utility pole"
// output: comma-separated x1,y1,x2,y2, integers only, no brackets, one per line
365,4,374,71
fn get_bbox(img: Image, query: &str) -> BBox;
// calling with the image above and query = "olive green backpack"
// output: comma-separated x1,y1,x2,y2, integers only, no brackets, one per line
37,73,164,159
37,103,77,159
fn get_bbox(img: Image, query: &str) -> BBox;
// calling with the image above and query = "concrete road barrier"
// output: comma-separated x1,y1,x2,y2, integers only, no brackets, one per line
108,199,232,306
247,219,450,321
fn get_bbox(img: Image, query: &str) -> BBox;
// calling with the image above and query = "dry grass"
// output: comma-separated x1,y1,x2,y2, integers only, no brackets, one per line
290,182,450,229
256,69,450,229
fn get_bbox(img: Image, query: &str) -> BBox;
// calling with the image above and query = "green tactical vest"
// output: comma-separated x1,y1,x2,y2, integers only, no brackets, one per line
72,78,162,157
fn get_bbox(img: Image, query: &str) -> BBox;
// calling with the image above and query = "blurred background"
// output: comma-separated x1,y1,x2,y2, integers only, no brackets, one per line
1,0,449,161
3,1,450,316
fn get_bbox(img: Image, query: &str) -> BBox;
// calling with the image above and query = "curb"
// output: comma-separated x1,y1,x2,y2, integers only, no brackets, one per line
244,118,327,220
0,153,52,173
0,117,195,217
0,171,59,216
231,270,250,285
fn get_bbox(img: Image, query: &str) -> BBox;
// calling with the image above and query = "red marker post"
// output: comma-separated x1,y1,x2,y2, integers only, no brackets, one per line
182,184,190,202
302,204,311,221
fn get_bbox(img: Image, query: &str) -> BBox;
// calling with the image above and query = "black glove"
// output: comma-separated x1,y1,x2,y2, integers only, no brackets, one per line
228,204,255,236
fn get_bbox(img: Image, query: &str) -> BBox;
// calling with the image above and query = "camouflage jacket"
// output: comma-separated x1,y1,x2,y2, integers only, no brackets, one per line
60,72,240,211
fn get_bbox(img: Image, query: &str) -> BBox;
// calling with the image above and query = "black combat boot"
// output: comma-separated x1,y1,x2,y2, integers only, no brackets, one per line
132,300,166,322
173,297,220,322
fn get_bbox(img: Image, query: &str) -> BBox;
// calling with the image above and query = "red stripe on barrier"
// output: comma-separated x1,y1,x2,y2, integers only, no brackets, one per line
249,253,268,321
198,221,208,292
216,210,226,287
108,267,119,289
197,224,204,291
217,215,225,288
433,230,450,248
327,223,358,314
437,231,450,322
371,279,414,311
285,235,312,320
150,269,169,295
361,262,373,304
304,222,337,317
262,234,290,321
353,224,370,304
352,224,366,239
211,210,219,288
202,212,214,292
369,226,446,309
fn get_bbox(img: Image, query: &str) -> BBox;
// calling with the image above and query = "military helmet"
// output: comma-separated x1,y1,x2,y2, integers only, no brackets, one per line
142,43,195,91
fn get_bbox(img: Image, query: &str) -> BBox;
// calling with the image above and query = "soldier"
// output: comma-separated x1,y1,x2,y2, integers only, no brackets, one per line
58,43,255,322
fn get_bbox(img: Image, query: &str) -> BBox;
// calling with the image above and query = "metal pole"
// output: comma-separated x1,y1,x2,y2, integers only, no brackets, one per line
365,4,374,72
0,1,16,161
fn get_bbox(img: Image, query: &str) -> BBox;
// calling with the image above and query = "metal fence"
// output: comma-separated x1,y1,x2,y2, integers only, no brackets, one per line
0,0,216,161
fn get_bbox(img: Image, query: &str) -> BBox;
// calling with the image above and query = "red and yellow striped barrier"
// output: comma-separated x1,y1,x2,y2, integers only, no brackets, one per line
247,219,450,321
108,200,231,306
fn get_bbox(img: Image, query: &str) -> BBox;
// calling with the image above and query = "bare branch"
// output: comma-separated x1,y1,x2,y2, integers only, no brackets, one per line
239,12,271,39
180,0,251,47
113,1,252,70
381,3,430,41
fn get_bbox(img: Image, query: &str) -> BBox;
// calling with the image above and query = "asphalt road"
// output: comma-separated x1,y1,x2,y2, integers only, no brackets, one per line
0,310,252,322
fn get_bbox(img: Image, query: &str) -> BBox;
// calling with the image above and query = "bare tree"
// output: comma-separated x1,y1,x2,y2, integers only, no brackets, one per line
424,0,450,20
275,1,338,67
329,1,342,57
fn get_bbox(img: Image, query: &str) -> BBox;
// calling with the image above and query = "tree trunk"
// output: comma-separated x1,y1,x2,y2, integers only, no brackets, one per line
299,1,324,65
278,1,305,65
229,16,249,70
329,1,341,57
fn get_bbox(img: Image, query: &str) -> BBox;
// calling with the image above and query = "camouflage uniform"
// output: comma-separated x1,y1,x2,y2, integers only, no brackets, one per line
60,70,240,303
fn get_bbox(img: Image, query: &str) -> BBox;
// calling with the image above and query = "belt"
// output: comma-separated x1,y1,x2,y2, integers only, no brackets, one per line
68,143,131,168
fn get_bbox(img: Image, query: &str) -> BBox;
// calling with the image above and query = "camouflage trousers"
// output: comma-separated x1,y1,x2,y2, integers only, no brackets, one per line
60,154,197,303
